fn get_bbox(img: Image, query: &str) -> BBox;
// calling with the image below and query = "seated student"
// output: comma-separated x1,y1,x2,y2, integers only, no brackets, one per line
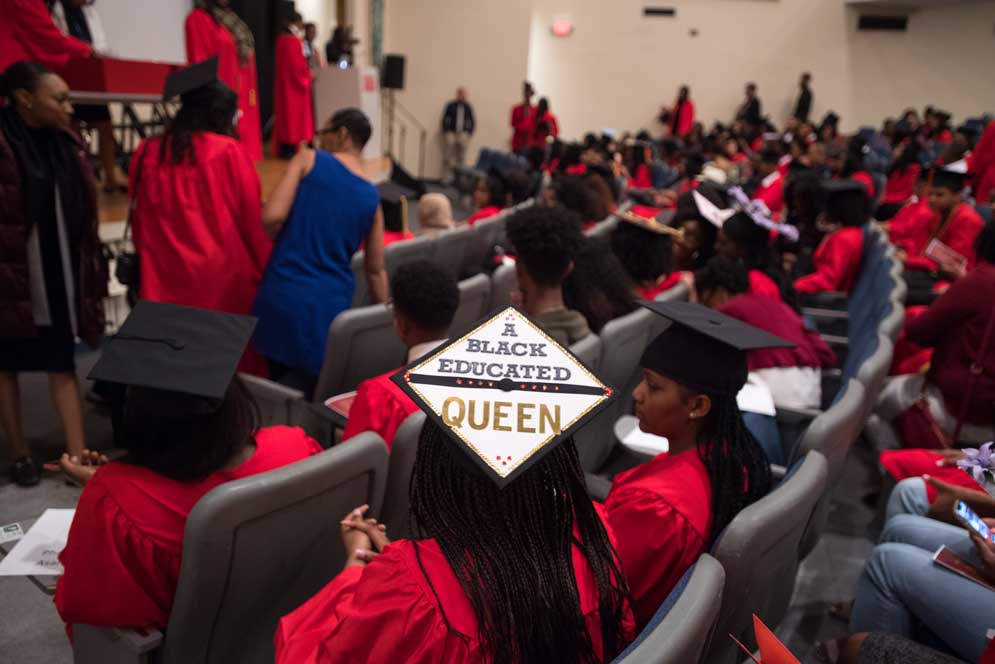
275,317,635,663
55,302,321,631
876,139,921,221
341,262,458,449
887,165,985,279
610,213,680,300
827,140,876,200
548,173,611,228
696,257,835,411
416,192,455,235
752,149,785,217
505,206,591,345
378,183,416,248
564,238,638,333
605,302,786,629
795,180,869,294
466,174,505,226
714,212,786,300
668,186,723,272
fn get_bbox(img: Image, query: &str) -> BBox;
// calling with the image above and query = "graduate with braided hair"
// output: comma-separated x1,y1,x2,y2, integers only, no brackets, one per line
275,309,635,663
605,301,789,629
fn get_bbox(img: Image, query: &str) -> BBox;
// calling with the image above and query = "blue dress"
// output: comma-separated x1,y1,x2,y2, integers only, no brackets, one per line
253,151,379,375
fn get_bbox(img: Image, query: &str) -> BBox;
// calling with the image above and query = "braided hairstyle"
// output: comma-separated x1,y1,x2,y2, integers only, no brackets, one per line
690,390,772,536
409,422,630,664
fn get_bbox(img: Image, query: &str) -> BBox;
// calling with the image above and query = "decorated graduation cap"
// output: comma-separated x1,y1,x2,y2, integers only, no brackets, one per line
377,181,416,233
163,57,229,101
639,301,794,396
930,161,968,192
88,301,255,410
391,307,615,487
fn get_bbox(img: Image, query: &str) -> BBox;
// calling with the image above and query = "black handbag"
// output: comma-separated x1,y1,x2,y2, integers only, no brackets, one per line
114,147,145,288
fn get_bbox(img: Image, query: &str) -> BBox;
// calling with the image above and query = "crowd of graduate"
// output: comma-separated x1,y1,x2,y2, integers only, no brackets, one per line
3,2,995,660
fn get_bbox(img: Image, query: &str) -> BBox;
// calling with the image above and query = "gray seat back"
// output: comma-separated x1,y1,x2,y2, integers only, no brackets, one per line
313,304,407,402
449,274,492,335
160,434,389,664
488,262,519,312
879,299,904,343
705,451,828,664
238,374,304,427
569,334,604,374
430,226,473,279
613,555,725,664
379,411,426,540
855,334,893,415
385,235,436,276
461,214,505,276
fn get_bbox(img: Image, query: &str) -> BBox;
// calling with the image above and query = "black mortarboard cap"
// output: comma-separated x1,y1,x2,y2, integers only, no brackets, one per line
163,57,221,100
929,163,968,192
377,181,417,233
638,301,794,396
277,0,299,25
88,301,256,401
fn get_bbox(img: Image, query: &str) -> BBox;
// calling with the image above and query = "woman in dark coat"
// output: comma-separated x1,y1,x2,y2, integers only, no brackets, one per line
0,61,107,486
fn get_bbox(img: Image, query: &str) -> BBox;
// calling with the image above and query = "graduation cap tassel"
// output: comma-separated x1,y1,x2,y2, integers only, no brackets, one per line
401,195,409,236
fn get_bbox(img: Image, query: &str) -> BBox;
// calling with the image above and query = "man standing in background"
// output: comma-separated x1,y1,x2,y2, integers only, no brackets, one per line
441,86,474,176
794,72,813,124
302,22,324,69
736,81,762,129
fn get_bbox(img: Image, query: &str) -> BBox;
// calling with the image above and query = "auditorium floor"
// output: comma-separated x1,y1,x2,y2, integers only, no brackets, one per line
0,349,881,663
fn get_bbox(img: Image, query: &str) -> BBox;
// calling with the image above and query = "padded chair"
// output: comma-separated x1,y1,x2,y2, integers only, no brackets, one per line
238,373,304,427
450,273,492,335
72,434,390,664
569,334,604,374
855,334,894,416
585,215,618,240
704,451,828,664
612,555,725,664
879,299,904,343
430,225,473,279
385,235,436,277
461,214,504,276
313,304,407,402
379,411,425,540
488,262,518,311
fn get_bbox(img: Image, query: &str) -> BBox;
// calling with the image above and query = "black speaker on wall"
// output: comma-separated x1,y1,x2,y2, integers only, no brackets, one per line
382,54,406,90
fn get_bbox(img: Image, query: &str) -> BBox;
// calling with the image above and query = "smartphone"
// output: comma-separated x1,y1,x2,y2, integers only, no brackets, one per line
954,500,994,542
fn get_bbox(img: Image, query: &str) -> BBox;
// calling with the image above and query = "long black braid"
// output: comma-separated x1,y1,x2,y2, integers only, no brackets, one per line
409,422,631,664
695,393,773,537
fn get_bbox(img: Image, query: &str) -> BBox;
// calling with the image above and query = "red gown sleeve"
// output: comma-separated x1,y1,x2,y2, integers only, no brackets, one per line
185,9,218,64
14,0,92,66
55,477,179,631
277,36,312,92
604,488,707,629
794,229,862,294
940,206,984,270
224,142,270,276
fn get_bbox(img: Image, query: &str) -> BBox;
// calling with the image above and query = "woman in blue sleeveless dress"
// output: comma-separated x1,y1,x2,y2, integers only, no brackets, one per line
253,109,388,394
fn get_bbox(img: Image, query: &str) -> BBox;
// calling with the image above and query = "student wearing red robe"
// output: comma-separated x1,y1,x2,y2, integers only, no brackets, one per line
509,80,535,152
341,262,458,450
850,171,875,200
795,180,868,294
0,0,92,71
55,305,322,633
272,12,313,158
131,71,271,374
888,168,985,274
753,150,785,217
605,301,782,629
969,120,995,206
466,173,504,226
530,97,559,148
277,407,635,661
715,212,786,302
185,4,240,105
609,215,680,301
670,85,695,138
876,140,922,222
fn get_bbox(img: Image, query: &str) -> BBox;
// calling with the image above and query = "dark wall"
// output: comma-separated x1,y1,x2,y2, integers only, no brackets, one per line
229,0,277,136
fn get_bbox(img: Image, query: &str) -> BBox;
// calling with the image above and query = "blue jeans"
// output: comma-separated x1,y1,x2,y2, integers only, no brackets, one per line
886,477,930,521
742,412,782,465
850,514,994,662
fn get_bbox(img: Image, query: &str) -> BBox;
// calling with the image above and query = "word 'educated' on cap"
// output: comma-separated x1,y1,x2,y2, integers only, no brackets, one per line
391,307,615,487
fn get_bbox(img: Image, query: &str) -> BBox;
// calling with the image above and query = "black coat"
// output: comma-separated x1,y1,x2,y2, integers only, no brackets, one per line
442,100,475,134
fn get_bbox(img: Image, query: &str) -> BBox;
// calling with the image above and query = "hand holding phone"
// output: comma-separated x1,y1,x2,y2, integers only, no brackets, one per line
954,500,995,542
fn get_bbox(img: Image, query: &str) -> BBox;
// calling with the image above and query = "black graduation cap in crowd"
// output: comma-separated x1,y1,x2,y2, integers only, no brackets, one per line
390,307,616,488
929,161,968,192
163,57,225,101
377,181,417,233
638,301,794,396
88,301,256,407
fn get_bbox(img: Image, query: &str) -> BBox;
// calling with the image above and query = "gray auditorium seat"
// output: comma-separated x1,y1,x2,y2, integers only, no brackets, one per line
449,273,492,335
430,225,473,279
569,334,603,374
613,555,725,664
585,215,618,240
651,281,690,337
705,451,828,664
879,299,904,343
385,235,436,276
488,262,518,311
461,214,505,276
72,434,389,664
238,373,305,427
379,411,425,540
855,333,893,417
313,304,407,402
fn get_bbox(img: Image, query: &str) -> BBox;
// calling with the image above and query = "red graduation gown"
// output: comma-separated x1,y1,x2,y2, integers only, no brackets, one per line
466,205,501,226
718,294,835,371
130,133,271,373
889,202,984,272
274,503,635,664
794,226,864,294
969,121,995,205
605,448,712,630
879,449,983,503
636,272,682,301
882,164,921,205
850,171,875,200
185,8,240,96
510,103,535,151
749,270,782,300
672,99,695,138
0,0,92,71
628,164,653,189
530,112,559,147
237,55,263,162
753,171,784,217
55,427,321,631
273,33,314,154
341,371,419,450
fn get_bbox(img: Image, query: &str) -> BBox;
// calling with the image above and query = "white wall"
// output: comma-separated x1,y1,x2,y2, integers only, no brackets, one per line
94,0,191,63
297,0,335,54
385,0,995,177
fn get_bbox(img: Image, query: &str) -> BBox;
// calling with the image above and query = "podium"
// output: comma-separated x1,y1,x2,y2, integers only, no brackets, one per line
313,65,383,160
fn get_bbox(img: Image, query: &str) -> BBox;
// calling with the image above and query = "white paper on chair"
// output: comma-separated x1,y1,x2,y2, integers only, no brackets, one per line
0,509,74,576
615,415,669,456
737,374,777,417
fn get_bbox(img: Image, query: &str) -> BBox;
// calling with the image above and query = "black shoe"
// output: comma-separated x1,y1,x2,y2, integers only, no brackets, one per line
10,457,41,487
